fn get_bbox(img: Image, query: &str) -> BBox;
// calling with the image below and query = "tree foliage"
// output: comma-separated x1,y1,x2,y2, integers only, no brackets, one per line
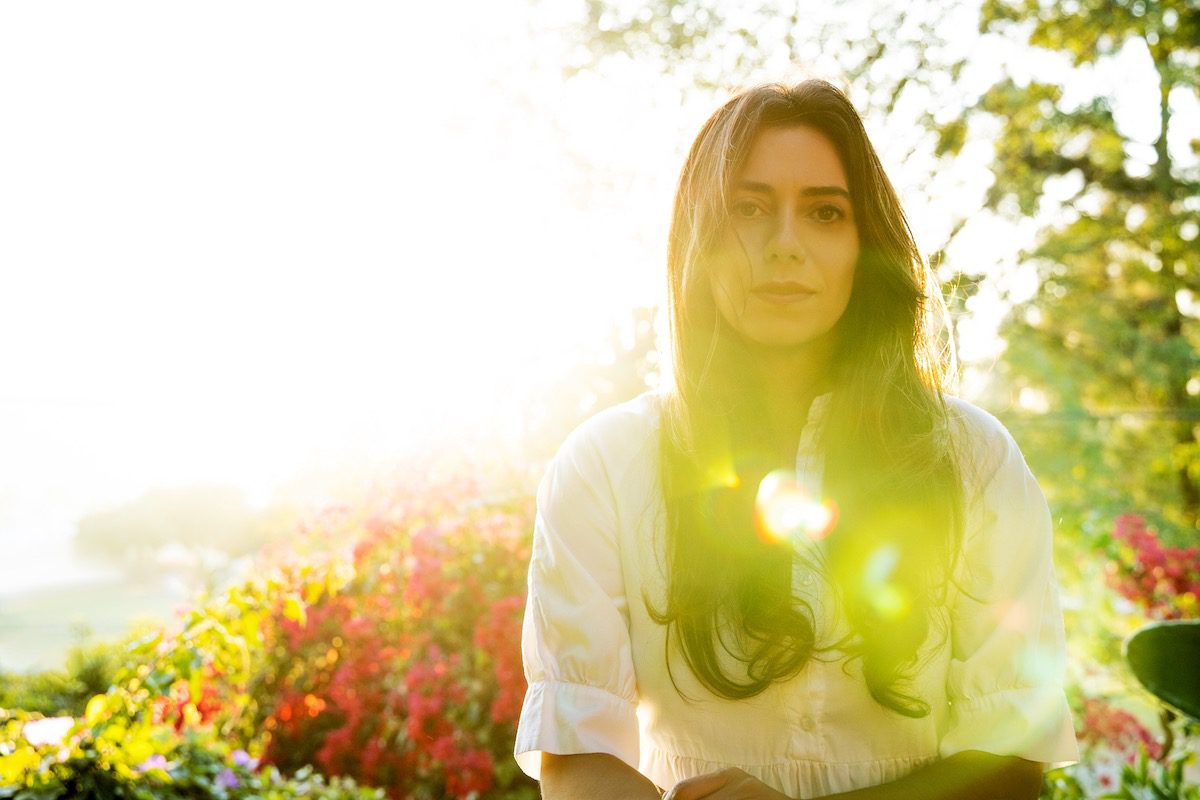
954,0,1200,531
74,485,267,565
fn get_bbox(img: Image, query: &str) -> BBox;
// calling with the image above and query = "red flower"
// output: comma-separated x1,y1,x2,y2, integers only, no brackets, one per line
251,461,538,798
1107,514,1200,619
1078,697,1162,761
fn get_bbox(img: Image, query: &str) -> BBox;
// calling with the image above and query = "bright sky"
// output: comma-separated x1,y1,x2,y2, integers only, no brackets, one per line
0,1,682,563
1,1,1194,594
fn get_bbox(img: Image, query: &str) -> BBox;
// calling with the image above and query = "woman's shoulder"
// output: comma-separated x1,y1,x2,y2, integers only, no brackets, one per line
565,391,663,449
549,391,663,489
941,395,1029,491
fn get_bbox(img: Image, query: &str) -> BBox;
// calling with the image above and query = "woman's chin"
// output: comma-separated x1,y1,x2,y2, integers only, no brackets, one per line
731,322,841,352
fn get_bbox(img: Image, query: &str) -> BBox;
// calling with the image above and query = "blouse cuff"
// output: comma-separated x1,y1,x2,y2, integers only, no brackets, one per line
939,687,1079,769
514,680,640,780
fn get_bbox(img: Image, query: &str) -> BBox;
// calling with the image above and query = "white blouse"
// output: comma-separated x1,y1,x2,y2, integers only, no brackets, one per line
514,392,1078,798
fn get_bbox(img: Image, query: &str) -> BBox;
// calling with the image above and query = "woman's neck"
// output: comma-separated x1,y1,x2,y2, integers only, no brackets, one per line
744,336,837,462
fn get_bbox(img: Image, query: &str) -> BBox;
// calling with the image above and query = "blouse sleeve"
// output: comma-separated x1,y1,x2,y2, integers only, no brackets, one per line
938,411,1079,768
513,424,640,780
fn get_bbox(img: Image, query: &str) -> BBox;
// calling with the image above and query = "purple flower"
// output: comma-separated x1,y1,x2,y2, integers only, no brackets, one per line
217,767,239,789
136,753,173,773
231,748,258,770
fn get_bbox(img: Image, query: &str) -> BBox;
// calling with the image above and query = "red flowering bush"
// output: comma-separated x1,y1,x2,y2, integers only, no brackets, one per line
149,673,223,734
1077,696,1162,762
1106,513,1200,620
251,462,539,800
1039,694,1200,799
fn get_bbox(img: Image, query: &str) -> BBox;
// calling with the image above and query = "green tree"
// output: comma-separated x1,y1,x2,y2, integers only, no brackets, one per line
74,485,268,576
943,0,1200,531
940,10,1200,772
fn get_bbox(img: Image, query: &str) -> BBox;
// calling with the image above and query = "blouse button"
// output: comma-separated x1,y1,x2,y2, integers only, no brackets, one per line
799,715,816,732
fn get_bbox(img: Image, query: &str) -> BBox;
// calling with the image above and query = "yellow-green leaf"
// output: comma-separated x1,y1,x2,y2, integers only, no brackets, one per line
84,694,109,726
0,747,40,784
304,579,324,605
283,594,307,626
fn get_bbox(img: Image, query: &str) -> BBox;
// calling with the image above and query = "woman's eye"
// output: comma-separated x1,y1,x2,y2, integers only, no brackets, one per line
811,204,845,222
731,200,766,219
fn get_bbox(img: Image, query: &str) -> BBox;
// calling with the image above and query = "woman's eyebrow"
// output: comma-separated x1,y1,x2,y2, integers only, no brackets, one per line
800,186,851,199
733,180,850,200
732,180,774,194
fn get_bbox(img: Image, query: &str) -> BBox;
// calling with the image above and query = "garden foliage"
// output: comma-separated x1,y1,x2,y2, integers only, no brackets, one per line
2,459,1198,797
0,639,128,719
1,461,538,799
0,706,383,800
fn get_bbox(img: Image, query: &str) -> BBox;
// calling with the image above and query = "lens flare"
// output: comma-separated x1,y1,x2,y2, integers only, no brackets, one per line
860,544,912,621
754,470,838,545
1016,641,1062,685
707,463,741,490
997,600,1031,633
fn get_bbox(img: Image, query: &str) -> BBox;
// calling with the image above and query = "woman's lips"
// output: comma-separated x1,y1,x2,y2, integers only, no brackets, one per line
752,282,817,304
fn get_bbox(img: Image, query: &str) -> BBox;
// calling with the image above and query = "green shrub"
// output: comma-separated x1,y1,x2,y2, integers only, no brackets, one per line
0,708,383,800
0,638,131,717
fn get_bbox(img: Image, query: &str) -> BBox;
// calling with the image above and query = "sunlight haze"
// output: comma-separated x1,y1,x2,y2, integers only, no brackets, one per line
3,1,1193,602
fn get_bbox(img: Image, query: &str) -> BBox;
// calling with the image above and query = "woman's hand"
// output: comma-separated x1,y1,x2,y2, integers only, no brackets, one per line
664,768,792,800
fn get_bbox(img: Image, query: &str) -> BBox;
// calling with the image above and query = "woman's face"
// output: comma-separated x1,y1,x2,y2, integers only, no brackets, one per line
708,125,859,350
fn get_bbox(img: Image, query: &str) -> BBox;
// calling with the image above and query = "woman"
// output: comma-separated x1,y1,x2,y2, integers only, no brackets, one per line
514,80,1078,799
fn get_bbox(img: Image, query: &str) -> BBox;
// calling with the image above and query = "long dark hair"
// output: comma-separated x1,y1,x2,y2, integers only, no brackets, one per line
651,80,962,717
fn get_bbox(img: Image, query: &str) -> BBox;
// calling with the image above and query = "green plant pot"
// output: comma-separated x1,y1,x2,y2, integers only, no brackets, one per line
1125,620,1200,722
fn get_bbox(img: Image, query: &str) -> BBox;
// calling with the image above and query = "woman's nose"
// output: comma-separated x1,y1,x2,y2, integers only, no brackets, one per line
764,214,806,263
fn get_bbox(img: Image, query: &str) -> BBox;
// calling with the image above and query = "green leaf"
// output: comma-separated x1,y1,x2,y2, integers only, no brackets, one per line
83,695,108,727
1126,621,1200,721
283,595,307,627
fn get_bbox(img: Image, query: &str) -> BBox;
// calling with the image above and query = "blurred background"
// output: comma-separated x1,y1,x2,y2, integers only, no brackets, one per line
1,0,1198,796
